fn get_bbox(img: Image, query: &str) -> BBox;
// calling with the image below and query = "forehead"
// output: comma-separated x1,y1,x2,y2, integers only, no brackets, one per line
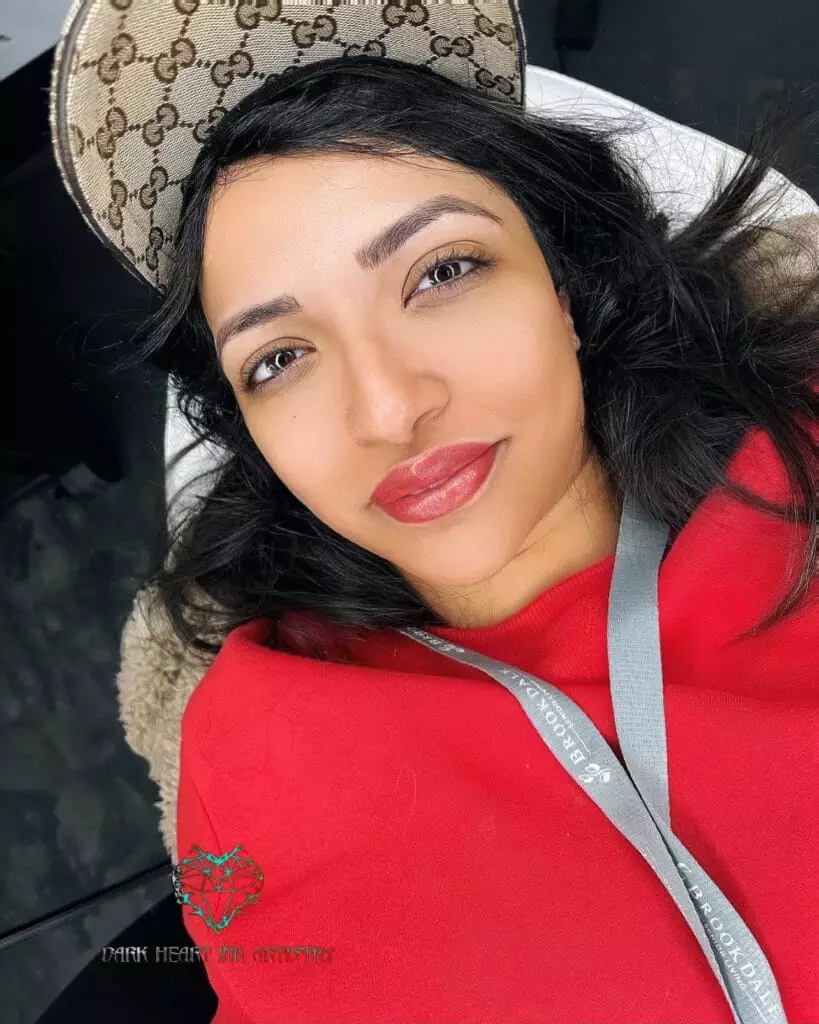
207,147,475,207
199,150,508,312
204,150,495,244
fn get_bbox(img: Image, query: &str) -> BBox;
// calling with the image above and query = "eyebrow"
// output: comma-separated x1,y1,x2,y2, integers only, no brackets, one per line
213,193,504,357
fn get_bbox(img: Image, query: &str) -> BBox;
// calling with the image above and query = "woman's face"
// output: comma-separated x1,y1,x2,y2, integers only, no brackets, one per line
200,150,597,620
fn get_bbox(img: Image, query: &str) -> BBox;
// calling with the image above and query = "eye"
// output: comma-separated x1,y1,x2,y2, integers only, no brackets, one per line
239,344,310,395
239,245,495,395
410,245,493,301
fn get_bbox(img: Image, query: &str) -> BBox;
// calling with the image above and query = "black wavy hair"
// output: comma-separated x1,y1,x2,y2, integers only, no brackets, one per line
114,56,818,662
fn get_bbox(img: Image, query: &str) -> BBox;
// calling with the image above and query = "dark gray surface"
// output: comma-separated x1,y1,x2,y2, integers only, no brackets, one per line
0,374,167,944
0,367,170,1024
1,1,817,1021
563,0,818,198
1,875,170,1024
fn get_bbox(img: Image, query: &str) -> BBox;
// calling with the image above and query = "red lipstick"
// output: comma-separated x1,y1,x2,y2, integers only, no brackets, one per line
371,440,504,524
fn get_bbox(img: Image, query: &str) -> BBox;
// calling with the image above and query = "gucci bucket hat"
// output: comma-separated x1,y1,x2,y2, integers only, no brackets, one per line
49,0,529,291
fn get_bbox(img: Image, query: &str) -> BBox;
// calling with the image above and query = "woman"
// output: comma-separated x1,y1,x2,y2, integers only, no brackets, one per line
52,2,817,1022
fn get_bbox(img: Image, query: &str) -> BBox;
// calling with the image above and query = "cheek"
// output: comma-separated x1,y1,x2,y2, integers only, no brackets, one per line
246,414,347,512
453,299,577,416
469,298,585,491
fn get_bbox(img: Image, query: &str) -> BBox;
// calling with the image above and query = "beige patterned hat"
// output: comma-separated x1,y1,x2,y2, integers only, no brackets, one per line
49,0,528,292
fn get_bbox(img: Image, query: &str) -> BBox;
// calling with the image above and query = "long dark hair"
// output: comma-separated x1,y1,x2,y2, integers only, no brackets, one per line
115,57,818,662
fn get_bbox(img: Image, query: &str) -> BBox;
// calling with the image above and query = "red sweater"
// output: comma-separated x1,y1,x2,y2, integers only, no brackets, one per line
177,422,818,1024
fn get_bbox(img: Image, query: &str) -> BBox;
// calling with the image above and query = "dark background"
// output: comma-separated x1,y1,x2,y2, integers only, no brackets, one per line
0,2,816,1022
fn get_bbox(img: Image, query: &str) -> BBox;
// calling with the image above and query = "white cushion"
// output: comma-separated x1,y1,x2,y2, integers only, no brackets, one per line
523,67,817,228
164,64,818,530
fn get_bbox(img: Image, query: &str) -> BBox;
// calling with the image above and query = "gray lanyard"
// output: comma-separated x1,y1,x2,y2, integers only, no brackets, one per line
395,492,787,1024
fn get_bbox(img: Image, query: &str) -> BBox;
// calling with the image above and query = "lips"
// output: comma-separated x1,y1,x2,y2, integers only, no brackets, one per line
370,441,498,508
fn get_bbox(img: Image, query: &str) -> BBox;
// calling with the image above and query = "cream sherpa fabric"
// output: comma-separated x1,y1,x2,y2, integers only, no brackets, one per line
116,586,220,860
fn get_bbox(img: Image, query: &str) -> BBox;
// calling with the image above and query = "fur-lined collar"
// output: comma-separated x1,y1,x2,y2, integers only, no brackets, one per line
116,586,219,859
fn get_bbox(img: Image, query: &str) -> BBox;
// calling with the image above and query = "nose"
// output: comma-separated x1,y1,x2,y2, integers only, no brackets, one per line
341,330,450,447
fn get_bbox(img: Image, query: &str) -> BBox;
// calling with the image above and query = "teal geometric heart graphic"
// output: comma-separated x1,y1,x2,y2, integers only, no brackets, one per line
172,844,264,934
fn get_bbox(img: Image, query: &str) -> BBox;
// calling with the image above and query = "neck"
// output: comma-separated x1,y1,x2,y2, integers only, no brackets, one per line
413,446,622,630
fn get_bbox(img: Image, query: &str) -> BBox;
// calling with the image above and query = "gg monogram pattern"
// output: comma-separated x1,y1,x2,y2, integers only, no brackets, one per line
49,0,528,291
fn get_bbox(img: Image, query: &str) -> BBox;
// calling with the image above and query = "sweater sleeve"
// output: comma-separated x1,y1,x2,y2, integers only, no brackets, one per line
176,726,256,1024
